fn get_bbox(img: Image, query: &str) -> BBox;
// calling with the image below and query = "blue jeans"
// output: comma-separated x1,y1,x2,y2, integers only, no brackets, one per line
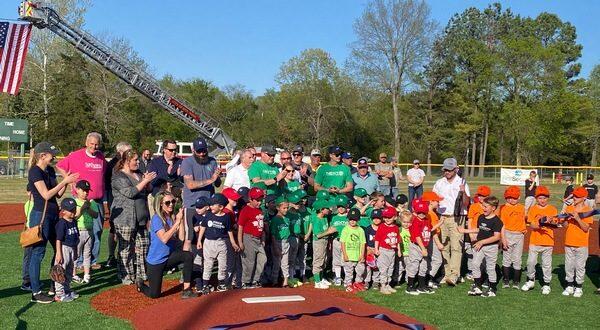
22,247,31,285
408,185,423,210
91,199,105,265
378,185,391,197
28,209,58,294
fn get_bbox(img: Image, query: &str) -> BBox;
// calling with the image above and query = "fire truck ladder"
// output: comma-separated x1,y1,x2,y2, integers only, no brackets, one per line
19,1,237,155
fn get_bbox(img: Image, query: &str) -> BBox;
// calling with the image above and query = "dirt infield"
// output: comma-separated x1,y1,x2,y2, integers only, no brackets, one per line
91,280,431,329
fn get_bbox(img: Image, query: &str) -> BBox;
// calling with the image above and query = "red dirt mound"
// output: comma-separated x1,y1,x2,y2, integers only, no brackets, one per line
91,281,431,329
0,203,26,233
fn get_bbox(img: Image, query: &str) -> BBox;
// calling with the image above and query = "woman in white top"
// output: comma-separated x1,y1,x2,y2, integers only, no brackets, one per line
406,159,426,207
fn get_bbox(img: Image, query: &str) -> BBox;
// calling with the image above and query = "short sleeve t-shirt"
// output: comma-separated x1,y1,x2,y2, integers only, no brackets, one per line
375,223,400,250
310,213,329,241
467,203,484,229
374,163,393,186
248,161,280,195
428,210,440,235
28,165,59,215
55,218,79,248
314,163,353,189
330,214,348,239
75,199,99,231
476,215,503,245
238,205,264,238
340,225,366,261
400,227,411,256
201,212,232,240
354,205,373,228
582,183,598,200
527,204,558,246
363,225,378,248
406,168,426,187
499,203,526,233
56,148,106,201
147,214,179,265
564,205,594,247
564,184,574,199
180,156,220,207
524,179,537,198
287,211,303,236
409,216,432,246
284,180,301,194
270,215,291,240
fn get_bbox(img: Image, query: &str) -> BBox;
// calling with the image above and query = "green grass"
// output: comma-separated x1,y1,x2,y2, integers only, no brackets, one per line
359,254,600,329
0,231,130,329
0,178,28,203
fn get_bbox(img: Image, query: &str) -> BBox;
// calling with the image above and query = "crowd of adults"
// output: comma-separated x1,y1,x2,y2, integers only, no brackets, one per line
21,132,598,303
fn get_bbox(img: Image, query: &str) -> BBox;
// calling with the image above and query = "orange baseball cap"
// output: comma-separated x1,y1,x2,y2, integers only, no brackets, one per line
535,186,550,197
476,185,491,197
422,191,443,202
504,186,520,199
572,186,588,198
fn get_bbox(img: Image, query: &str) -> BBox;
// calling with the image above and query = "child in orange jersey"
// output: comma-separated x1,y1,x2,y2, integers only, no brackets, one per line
499,186,526,289
464,185,491,280
561,187,594,297
521,186,558,295
422,191,444,289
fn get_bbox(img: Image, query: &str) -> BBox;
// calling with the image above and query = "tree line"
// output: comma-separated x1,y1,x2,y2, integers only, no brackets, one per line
1,1,599,176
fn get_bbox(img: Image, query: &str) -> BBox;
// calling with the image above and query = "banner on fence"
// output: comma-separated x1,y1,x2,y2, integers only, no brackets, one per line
500,168,538,186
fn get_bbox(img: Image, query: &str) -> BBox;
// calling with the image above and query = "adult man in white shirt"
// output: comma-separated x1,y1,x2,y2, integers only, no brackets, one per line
224,149,255,190
432,158,470,286
406,159,426,208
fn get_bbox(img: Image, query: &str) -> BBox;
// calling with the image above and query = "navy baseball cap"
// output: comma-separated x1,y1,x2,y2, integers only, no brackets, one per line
328,146,342,155
195,196,210,209
34,141,59,156
60,198,77,212
210,193,228,207
265,194,278,204
237,187,250,202
341,152,353,159
193,137,208,152
75,180,91,191
371,209,383,219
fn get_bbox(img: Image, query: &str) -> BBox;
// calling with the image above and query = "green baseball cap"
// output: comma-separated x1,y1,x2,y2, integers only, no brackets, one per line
335,195,349,207
312,199,329,211
316,190,330,201
354,188,368,197
287,190,305,204
275,196,287,206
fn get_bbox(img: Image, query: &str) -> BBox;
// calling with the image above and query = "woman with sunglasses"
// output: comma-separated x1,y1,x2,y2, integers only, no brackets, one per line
280,165,301,194
28,142,79,303
137,191,197,299
111,150,157,285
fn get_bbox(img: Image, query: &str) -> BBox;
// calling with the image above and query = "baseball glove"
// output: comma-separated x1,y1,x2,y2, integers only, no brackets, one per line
50,264,66,284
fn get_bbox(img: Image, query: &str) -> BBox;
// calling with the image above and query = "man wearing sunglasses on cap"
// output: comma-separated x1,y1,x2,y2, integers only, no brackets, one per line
314,146,353,195
248,144,286,196
291,145,312,191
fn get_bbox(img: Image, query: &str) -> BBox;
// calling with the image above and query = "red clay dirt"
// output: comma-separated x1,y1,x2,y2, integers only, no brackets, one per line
92,280,432,329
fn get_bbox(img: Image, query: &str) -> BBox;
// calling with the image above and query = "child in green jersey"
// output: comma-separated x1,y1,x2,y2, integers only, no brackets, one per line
341,209,367,292
269,197,291,287
328,195,349,286
305,199,332,289
73,180,99,284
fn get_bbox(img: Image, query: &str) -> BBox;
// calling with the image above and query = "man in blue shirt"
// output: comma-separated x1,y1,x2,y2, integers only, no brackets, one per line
352,157,379,195
148,139,182,197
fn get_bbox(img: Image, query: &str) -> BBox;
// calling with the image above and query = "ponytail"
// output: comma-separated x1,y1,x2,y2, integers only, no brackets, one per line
28,148,39,170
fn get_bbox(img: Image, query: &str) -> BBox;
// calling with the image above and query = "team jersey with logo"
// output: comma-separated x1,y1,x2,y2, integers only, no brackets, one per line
527,204,558,246
375,223,400,250
340,225,367,262
238,205,264,238
201,212,232,240
314,163,353,189
499,203,526,233
330,213,348,239
564,205,594,247
409,216,432,246
310,213,329,241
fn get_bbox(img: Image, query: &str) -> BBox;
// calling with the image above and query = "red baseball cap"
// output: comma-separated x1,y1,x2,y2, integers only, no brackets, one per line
535,186,550,197
248,187,265,200
412,198,429,214
504,186,520,199
422,191,443,202
382,206,398,218
572,186,587,198
476,185,491,197
222,187,241,201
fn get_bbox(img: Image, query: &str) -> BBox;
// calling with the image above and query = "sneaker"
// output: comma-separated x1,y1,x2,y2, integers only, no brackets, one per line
83,275,91,284
405,287,420,296
321,278,332,286
20,283,32,291
468,285,483,296
216,284,227,292
482,283,489,289
465,274,474,281
417,287,435,294
481,290,496,297
387,285,397,293
573,288,583,298
353,282,366,292
562,286,574,296
68,291,80,300
31,292,53,304
502,282,510,289
47,290,55,296
105,256,116,267
181,289,198,299
521,280,535,292
370,282,380,291
380,286,392,295
54,294,74,302
251,281,262,288
91,264,102,270
541,285,551,295
458,276,466,283
314,281,329,289
241,283,254,289
201,285,212,295
333,277,343,286
72,275,83,284
512,283,521,290
345,285,355,293
122,278,133,285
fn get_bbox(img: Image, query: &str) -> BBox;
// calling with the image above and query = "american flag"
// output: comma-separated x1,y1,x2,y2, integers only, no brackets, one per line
0,21,32,95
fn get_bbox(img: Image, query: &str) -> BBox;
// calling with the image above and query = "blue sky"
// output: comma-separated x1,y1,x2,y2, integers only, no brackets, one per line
2,1,598,95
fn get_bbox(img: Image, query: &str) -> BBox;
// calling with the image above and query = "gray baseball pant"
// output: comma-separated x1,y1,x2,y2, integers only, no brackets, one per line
365,263,380,284
464,241,475,274
312,238,328,275
565,246,588,285
378,247,396,285
76,229,93,270
343,261,366,286
391,254,406,282
524,196,536,213
428,240,443,278
503,230,524,269
472,244,499,282
271,238,290,281
241,234,266,284
526,245,553,283
287,236,299,278
203,239,228,281
332,238,343,269
55,245,76,298
407,243,428,278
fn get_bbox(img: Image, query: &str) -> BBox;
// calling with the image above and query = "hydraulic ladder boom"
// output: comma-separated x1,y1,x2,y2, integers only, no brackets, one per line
18,1,237,154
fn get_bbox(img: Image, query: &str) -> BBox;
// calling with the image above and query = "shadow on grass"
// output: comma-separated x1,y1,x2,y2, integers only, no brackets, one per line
586,255,599,288
14,301,34,330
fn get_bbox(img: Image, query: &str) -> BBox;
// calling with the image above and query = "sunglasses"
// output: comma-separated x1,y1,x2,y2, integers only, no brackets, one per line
163,200,175,206
281,157,291,160
265,153,276,157
195,149,208,154
443,169,454,172
293,153,302,157
285,168,294,172
165,148,177,152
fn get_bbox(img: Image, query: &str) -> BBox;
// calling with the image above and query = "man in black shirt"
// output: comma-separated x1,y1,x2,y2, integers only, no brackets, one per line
459,196,502,297
524,171,538,213
582,174,598,209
